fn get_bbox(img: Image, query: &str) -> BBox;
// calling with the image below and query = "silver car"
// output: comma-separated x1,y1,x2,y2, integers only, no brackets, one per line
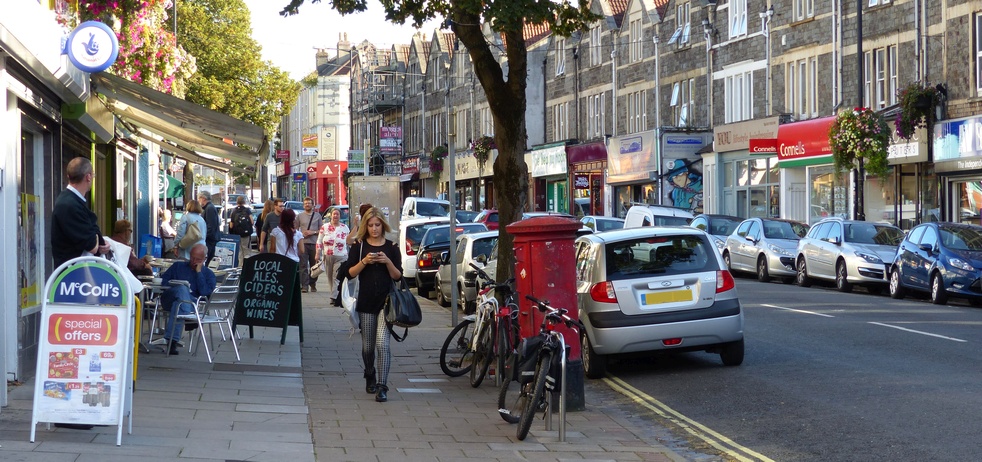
795,218,904,293
575,227,745,379
434,231,498,310
723,218,809,282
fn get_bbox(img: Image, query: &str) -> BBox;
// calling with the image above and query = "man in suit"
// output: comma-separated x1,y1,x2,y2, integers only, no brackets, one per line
51,157,110,268
198,191,220,264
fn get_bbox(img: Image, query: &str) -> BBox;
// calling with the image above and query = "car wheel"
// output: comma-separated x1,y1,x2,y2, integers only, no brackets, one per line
435,276,450,307
889,269,905,299
835,261,853,293
796,258,812,287
459,283,475,314
581,332,607,379
722,251,732,272
756,256,770,283
720,339,744,366
930,272,948,305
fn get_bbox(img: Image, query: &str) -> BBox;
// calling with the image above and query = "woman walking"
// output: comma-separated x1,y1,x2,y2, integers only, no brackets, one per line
256,199,274,247
344,207,402,402
269,208,304,262
316,207,349,300
175,200,206,260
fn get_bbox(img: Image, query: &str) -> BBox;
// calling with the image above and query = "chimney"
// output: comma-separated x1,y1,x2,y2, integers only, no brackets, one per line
315,48,330,70
337,33,351,60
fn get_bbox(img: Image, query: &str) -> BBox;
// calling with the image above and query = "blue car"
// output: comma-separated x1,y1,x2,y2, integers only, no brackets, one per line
889,222,982,305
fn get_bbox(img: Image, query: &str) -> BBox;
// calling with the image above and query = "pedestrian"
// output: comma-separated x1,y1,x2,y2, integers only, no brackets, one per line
346,202,374,246
344,207,402,402
198,191,220,264
297,197,323,292
50,157,110,268
175,200,207,260
256,199,273,251
228,196,254,267
160,208,177,258
259,198,284,253
316,207,349,300
270,208,304,262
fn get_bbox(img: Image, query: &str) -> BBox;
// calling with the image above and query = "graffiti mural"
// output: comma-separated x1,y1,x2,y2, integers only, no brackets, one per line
663,158,703,213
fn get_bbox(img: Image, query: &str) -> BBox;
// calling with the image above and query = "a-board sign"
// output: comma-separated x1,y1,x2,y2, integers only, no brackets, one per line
32,257,134,446
234,253,303,344
214,233,239,270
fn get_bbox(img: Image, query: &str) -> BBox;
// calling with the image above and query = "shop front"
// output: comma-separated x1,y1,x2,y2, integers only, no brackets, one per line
567,141,607,216
879,123,934,230
934,115,982,225
706,117,781,218
307,160,348,212
451,149,496,211
607,131,658,217
771,116,850,224
400,155,421,199
526,142,569,213
275,159,291,199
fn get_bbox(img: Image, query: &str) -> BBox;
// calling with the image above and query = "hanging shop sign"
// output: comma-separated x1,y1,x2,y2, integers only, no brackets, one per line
933,115,982,172
276,149,290,159
528,145,568,177
775,116,836,168
64,21,119,73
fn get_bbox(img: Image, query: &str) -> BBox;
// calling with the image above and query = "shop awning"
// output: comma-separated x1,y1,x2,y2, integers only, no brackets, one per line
775,116,836,168
91,73,267,167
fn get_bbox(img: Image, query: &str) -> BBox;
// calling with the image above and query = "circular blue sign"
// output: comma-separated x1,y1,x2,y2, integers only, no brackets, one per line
65,21,119,73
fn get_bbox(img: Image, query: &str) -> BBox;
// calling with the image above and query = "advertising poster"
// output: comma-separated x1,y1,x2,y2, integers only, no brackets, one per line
214,233,239,270
20,193,41,309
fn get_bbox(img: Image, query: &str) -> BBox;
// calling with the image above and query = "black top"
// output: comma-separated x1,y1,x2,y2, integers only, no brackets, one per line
51,189,102,268
202,201,220,244
345,239,402,315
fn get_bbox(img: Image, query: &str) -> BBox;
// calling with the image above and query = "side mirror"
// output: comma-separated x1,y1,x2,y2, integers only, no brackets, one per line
745,235,756,243
440,251,449,264
827,236,841,245
476,254,487,264
918,243,934,253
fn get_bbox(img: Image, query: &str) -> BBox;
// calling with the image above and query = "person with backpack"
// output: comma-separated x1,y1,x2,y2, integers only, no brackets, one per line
229,195,254,267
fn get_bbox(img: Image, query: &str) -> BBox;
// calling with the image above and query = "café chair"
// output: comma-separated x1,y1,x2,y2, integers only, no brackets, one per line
175,281,241,363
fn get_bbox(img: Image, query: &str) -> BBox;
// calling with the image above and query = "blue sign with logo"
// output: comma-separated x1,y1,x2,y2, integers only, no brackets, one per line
47,261,128,306
292,173,307,182
64,21,119,73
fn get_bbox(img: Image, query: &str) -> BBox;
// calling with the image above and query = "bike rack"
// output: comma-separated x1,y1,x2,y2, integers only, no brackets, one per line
543,333,568,442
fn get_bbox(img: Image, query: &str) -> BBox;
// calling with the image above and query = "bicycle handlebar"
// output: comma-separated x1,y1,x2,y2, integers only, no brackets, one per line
470,262,515,293
524,295,582,331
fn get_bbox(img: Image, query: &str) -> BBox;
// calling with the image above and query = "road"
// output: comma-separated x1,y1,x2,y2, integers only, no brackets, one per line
603,277,982,462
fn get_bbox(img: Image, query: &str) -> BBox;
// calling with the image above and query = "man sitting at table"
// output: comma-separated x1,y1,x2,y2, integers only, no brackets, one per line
159,243,216,355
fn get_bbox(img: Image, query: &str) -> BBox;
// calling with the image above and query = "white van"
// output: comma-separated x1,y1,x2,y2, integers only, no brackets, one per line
623,205,694,228
401,197,450,219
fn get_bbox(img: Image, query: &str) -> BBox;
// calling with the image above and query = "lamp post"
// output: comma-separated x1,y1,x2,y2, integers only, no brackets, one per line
702,19,714,126
854,0,865,221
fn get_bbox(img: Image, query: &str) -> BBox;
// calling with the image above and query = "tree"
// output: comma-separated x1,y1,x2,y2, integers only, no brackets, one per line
179,0,301,186
279,0,597,283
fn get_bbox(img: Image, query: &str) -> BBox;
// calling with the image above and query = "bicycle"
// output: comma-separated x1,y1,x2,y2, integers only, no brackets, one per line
438,263,517,382
506,295,580,441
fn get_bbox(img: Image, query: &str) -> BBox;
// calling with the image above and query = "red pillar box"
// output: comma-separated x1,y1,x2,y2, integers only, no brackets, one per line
506,215,585,410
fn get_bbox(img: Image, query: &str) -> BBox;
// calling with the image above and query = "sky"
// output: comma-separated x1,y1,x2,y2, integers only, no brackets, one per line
244,0,444,80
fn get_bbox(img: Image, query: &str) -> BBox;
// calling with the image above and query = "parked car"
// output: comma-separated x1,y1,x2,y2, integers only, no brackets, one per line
414,223,489,297
723,218,809,282
401,197,451,219
575,227,745,378
329,205,350,228
454,210,480,223
888,222,982,305
796,218,904,293
435,230,499,309
398,217,451,281
688,214,744,251
474,209,498,230
283,200,304,212
581,216,625,233
623,204,694,228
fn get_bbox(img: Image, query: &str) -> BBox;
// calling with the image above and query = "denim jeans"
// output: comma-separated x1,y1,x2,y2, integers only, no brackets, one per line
161,285,195,342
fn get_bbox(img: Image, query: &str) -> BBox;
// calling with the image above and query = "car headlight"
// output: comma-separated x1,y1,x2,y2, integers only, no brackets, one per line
768,244,792,256
854,251,882,264
948,257,975,272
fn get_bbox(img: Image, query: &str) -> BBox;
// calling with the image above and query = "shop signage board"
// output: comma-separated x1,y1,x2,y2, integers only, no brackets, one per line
214,233,239,270
933,115,982,172
528,145,568,177
302,133,319,156
31,257,135,446
64,21,119,73
234,253,303,345
773,116,836,168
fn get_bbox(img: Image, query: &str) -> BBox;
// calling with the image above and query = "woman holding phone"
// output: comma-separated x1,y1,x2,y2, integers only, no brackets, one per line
344,207,402,402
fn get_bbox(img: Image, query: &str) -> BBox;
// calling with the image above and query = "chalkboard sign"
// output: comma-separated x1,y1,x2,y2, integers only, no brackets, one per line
234,253,303,344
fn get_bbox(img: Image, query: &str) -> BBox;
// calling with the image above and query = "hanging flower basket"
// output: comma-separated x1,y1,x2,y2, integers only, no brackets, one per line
828,107,890,178
895,82,940,141
471,135,496,169
429,145,448,184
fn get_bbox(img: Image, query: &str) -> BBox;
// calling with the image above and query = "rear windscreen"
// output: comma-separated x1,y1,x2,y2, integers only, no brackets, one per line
605,235,718,280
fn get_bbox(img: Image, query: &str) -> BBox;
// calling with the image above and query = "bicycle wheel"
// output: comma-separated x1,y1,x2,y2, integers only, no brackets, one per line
516,350,552,441
495,315,512,386
469,316,494,387
439,319,474,377
497,370,525,424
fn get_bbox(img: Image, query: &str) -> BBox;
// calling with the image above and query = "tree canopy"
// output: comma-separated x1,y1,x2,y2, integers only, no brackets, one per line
278,0,597,283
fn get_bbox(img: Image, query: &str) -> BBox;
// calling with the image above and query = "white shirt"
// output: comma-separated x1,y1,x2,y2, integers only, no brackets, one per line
271,227,304,262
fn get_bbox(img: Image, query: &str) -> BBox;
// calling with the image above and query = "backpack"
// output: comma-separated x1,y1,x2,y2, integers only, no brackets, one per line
231,206,252,237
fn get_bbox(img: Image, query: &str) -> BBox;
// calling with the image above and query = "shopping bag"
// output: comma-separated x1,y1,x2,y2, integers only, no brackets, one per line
310,260,325,278
340,277,359,332
385,278,422,342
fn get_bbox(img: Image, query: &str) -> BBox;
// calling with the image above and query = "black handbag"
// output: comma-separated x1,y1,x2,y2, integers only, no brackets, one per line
385,278,422,342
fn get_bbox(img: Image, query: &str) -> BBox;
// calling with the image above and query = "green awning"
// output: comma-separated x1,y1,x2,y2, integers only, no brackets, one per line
159,172,185,199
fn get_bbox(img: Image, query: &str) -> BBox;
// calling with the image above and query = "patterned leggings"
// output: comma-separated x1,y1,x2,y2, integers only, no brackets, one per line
359,311,391,386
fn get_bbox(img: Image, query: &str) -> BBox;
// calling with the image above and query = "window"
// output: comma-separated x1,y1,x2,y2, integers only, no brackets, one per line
432,57,444,91
553,103,569,141
977,13,982,94
863,46,898,109
481,107,494,137
630,19,643,62
430,114,444,147
794,0,815,21
456,110,469,149
868,0,891,6
671,79,695,126
587,92,606,138
725,71,753,123
556,38,566,76
729,0,747,38
786,57,818,119
627,91,647,133
668,2,691,48
590,25,602,66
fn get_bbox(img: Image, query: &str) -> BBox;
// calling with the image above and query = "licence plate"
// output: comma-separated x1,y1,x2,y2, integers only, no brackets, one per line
642,289,693,305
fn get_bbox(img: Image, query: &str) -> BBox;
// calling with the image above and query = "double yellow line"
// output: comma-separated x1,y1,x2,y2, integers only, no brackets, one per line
603,375,774,462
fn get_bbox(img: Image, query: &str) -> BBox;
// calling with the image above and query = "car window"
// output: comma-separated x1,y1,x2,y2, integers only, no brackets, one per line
906,226,925,245
827,223,842,242
762,221,803,240
454,239,467,264
845,223,904,245
791,222,810,238
417,201,450,217
581,217,595,230
811,222,831,240
641,216,652,227
472,237,497,261
736,221,752,237
920,226,939,248
574,241,595,283
421,224,486,247
940,226,982,250
690,217,707,231
597,219,625,232
407,223,444,252
653,216,690,226
488,213,498,223
747,221,761,240
709,218,740,236
605,235,717,281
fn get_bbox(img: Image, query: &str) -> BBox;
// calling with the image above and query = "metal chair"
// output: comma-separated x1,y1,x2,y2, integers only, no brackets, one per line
173,280,241,363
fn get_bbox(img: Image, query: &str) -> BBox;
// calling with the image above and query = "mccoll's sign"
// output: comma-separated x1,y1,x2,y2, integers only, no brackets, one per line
48,262,128,307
